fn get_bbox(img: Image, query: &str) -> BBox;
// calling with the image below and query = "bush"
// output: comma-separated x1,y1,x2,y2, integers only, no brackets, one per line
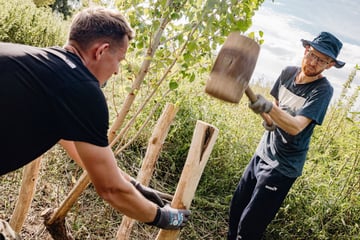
0,0,67,46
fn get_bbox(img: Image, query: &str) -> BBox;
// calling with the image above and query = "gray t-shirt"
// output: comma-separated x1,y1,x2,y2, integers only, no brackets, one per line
256,66,333,177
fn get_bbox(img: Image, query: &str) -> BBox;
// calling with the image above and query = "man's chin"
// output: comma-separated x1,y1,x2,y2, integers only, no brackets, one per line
101,80,108,88
303,67,320,77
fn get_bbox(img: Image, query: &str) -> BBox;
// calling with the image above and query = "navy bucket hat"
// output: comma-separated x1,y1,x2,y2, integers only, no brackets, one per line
301,32,345,68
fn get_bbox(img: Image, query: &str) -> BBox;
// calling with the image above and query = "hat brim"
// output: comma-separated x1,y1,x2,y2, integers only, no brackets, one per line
301,39,345,68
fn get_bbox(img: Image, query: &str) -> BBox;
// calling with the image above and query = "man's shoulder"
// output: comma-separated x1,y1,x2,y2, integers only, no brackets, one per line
0,42,40,56
276,66,299,87
45,47,83,69
282,66,300,76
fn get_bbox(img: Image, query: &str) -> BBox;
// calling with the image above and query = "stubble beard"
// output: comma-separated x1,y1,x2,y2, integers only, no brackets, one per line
302,64,322,77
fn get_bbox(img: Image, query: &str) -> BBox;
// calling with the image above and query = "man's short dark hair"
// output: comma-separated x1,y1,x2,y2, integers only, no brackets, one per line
69,7,135,51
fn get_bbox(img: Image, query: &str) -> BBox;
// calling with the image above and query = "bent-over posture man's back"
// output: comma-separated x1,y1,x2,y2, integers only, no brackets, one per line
0,7,190,231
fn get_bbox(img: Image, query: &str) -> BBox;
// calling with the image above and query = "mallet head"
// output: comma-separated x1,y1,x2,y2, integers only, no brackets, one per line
205,32,260,103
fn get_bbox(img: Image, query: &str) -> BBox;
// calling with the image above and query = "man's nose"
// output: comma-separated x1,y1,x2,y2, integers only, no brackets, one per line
309,58,318,65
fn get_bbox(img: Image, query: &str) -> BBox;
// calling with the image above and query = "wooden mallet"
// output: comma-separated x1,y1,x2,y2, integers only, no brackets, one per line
205,32,273,126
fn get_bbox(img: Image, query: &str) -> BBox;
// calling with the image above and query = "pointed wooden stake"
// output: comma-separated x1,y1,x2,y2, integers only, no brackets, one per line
10,156,42,233
156,120,219,240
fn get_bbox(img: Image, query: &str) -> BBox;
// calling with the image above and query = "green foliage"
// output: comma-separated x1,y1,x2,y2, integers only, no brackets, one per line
114,0,265,98
33,0,80,19
33,0,55,7
50,0,80,19
0,0,67,47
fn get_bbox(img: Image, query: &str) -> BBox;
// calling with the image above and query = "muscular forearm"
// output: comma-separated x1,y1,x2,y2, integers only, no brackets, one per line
74,142,157,223
96,175,158,223
267,104,311,135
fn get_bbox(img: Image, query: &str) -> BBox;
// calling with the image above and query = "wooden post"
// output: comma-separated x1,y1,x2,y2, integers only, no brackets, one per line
41,171,90,240
45,171,90,225
10,156,42,233
156,120,219,240
116,103,178,239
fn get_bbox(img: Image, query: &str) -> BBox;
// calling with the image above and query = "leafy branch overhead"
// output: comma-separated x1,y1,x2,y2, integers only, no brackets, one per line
116,0,265,92
106,0,265,143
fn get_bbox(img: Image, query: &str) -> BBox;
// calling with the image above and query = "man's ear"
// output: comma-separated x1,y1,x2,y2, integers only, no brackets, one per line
95,43,110,60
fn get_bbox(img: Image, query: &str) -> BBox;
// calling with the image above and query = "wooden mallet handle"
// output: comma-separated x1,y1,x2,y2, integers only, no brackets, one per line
245,87,273,127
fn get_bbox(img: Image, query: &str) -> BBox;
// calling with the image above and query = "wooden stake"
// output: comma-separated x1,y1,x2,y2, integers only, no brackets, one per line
156,120,219,240
46,171,90,225
10,156,42,233
41,208,74,240
116,103,178,239
41,171,90,240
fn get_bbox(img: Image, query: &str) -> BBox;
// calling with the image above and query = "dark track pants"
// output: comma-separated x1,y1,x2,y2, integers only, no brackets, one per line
227,155,296,240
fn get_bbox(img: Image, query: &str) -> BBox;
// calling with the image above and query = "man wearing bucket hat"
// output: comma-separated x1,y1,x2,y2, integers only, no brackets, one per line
227,32,345,240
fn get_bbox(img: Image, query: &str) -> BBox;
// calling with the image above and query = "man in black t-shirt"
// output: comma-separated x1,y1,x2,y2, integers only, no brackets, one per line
0,7,189,230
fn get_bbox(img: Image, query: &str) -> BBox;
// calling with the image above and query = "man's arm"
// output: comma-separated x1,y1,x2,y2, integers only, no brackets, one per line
59,139,84,168
59,140,130,177
60,140,166,207
74,141,158,223
249,96,312,135
267,103,312,135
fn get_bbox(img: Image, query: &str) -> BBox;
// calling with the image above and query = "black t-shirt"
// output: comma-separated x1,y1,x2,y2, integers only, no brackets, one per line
0,42,109,175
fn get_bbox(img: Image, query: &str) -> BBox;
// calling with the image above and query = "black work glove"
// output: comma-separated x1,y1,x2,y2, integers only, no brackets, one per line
262,120,276,131
147,205,191,229
130,179,165,207
249,94,273,114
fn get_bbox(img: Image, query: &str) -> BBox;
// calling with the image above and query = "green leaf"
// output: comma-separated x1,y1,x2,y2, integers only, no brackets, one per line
169,80,179,90
259,30,264,37
248,32,255,40
189,73,196,82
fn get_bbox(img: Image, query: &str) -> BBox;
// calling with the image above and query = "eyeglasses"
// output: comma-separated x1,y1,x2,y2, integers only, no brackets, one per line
306,50,331,67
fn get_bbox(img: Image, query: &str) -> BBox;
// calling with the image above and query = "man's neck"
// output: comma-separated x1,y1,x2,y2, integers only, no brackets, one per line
63,42,86,65
296,72,323,84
